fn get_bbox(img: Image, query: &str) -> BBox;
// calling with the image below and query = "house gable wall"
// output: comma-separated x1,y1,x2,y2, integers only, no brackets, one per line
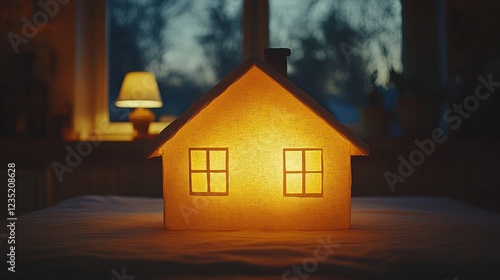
161,66,352,230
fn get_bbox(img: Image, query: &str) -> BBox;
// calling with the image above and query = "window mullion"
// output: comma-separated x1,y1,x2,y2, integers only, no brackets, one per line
206,150,211,193
302,150,306,194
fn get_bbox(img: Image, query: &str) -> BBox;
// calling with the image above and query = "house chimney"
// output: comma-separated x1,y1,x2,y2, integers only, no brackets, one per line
264,48,291,77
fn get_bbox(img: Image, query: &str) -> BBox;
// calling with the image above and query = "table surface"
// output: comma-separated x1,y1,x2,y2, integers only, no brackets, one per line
4,195,500,279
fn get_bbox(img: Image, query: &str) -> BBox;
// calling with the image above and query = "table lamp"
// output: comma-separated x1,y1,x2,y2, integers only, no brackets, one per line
115,72,163,139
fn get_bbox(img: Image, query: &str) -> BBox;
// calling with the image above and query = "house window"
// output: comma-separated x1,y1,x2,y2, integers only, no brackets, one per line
283,149,323,197
189,148,229,196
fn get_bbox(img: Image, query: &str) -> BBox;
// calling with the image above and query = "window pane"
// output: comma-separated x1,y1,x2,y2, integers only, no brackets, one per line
210,173,227,193
285,173,303,194
108,0,242,122
270,0,402,122
305,173,322,194
190,150,207,170
305,150,322,172
209,150,227,171
191,173,208,193
285,150,302,171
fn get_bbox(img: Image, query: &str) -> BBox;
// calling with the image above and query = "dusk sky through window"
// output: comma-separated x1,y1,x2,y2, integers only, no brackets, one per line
108,0,401,121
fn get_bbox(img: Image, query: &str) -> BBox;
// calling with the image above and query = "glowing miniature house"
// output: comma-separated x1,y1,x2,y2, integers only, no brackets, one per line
145,51,369,230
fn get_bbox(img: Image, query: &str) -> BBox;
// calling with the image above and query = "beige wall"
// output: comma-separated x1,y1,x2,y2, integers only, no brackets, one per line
161,66,353,230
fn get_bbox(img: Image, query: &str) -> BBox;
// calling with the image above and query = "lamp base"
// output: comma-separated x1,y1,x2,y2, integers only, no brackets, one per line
129,108,155,140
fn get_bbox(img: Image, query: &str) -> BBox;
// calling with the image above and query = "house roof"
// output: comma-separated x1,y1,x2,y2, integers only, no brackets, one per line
145,55,370,158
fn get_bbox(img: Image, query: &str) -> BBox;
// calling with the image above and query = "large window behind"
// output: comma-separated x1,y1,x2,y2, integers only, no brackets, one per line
270,0,402,122
108,0,401,123
108,0,242,122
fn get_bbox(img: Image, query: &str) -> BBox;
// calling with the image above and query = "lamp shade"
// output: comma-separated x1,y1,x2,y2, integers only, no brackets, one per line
115,72,163,108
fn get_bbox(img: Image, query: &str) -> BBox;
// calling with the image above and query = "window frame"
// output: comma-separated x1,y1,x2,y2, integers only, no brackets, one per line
71,0,181,140
189,148,229,196
75,0,267,141
283,148,323,197
79,0,402,141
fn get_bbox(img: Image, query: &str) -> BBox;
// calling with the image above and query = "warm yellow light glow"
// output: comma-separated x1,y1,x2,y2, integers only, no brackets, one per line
305,173,322,194
115,100,163,108
189,148,228,195
285,150,302,171
305,150,322,171
115,72,163,139
210,173,227,192
285,174,302,194
190,150,207,170
283,149,323,196
157,66,353,229
209,150,226,170
147,56,369,230
191,173,208,192
115,72,163,108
